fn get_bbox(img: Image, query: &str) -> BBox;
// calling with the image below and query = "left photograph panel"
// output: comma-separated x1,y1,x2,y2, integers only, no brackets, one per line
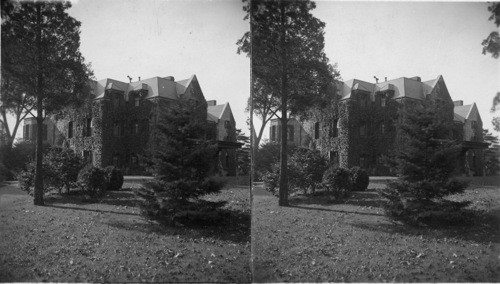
0,0,251,282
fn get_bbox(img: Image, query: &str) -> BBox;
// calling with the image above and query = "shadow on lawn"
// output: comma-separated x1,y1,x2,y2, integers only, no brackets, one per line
290,190,385,209
105,209,251,244
351,210,500,244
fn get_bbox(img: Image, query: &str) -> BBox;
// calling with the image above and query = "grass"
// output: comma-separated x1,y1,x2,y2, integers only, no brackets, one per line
0,178,251,282
252,176,500,282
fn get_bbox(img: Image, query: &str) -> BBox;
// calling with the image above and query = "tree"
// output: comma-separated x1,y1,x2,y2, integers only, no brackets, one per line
2,1,93,205
492,92,500,132
137,98,223,218
379,100,469,225
482,2,500,59
483,129,500,175
237,0,338,206
236,129,251,176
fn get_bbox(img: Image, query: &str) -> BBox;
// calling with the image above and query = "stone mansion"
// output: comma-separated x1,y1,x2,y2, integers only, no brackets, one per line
270,75,488,176
22,75,241,175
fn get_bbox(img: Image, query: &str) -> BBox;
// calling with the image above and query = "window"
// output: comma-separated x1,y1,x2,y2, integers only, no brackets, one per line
359,94,368,108
113,95,120,108
133,120,139,134
113,122,120,137
359,155,367,168
134,95,140,107
224,120,230,129
130,155,138,165
23,125,27,140
271,125,277,141
42,124,48,141
380,123,386,134
329,151,339,165
287,125,294,141
359,123,367,136
83,151,93,165
330,119,338,137
68,121,73,138
112,154,120,167
143,119,149,133
85,118,92,137
381,97,386,107
314,122,320,139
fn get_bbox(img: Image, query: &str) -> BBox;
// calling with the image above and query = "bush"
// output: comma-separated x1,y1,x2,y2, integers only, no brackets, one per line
104,166,124,191
17,162,54,195
322,167,351,200
349,167,369,191
77,166,106,198
262,163,280,196
288,148,328,194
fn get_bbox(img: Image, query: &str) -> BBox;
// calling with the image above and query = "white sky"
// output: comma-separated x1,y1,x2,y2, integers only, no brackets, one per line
6,0,251,140
256,1,500,142
6,1,500,143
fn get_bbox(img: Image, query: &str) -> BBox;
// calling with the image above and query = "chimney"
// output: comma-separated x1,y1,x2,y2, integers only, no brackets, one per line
165,76,175,81
138,76,141,81
207,100,217,106
453,100,463,106
374,76,379,83
127,75,132,83
385,77,387,82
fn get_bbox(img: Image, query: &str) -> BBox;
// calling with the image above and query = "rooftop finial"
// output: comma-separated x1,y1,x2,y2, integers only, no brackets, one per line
127,75,132,83
374,76,379,83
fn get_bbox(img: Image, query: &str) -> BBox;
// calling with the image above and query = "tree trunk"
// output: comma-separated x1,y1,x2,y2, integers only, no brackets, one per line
278,0,289,207
33,3,44,206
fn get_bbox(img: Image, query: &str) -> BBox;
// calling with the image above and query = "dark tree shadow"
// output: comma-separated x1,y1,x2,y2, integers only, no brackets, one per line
290,190,386,209
105,208,251,244
289,204,384,217
45,187,250,244
45,204,139,216
351,209,500,244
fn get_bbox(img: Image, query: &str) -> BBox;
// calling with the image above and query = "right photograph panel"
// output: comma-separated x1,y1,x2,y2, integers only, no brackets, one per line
247,1,500,282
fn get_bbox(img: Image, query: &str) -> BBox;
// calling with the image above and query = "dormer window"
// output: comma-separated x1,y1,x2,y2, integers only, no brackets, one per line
134,95,140,107
381,96,386,107
113,95,120,108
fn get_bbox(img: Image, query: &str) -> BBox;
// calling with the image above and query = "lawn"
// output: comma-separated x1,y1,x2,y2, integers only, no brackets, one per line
252,176,500,282
0,178,251,282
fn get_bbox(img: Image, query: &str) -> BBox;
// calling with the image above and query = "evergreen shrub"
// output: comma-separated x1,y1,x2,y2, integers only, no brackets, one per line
104,166,124,191
349,166,369,191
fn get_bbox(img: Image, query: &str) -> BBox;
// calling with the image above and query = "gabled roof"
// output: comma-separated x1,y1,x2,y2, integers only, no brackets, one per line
454,103,481,124
207,104,226,120
339,75,443,101
454,104,472,123
92,75,198,101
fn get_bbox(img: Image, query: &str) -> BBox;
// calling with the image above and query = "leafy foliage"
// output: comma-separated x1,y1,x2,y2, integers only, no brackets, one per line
322,167,351,200
262,148,328,195
104,166,124,191
236,129,251,176
44,147,82,193
379,100,470,225
349,167,369,191
482,3,500,58
237,0,339,206
483,129,500,175
255,141,295,181
2,0,93,205
288,148,328,194
77,165,106,198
